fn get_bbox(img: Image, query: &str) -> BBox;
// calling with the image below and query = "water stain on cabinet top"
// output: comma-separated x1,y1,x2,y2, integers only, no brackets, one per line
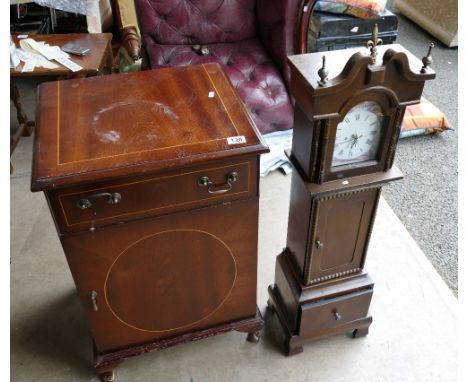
31,64,268,191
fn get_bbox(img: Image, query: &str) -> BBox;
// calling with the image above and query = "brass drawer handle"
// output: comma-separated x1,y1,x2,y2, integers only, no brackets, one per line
77,192,122,210
198,171,238,194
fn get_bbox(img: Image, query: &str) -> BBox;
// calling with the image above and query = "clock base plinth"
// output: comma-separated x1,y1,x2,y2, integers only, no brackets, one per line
267,250,373,355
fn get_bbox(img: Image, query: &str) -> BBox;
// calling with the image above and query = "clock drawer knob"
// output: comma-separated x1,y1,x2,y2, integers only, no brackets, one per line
333,310,342,321
315,240,324,249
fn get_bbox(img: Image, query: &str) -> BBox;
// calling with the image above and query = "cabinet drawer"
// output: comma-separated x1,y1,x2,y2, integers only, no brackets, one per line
299,289,373,335
49,158,257,233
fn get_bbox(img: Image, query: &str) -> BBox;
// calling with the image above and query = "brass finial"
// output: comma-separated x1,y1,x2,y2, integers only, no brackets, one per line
367,24,383,65
318,55,328,86
421,42,435,73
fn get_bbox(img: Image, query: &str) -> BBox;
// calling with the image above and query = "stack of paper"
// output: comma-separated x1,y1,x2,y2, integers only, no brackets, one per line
12,37,83,73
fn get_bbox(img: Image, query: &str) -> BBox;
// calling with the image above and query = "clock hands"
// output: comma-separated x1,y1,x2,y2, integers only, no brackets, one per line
351,134,363,149
335,134,363,147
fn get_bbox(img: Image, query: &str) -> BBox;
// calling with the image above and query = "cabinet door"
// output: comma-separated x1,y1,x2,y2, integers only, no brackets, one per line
60,198,259,353
305,189,380,284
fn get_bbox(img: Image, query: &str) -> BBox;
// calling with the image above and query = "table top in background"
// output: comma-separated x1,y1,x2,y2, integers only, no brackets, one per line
10,33,112,77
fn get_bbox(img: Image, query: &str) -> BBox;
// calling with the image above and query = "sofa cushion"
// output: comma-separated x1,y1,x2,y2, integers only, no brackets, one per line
145,38,294,134
135,0,257,45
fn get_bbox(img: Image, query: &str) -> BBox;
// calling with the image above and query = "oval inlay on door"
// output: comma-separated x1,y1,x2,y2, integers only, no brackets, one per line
104,229,236,332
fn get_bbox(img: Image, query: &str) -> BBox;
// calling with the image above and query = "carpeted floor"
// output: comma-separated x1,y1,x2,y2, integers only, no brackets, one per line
382,6,458,294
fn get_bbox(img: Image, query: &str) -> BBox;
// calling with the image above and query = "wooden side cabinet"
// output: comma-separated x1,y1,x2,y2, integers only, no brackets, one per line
48,159,262,355
31,63,269,381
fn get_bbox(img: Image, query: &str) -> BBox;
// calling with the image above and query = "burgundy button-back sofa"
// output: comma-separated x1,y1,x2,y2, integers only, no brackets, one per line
118,0,319,135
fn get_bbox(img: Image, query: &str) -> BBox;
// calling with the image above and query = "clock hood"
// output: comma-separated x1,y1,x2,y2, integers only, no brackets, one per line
288,44,436,121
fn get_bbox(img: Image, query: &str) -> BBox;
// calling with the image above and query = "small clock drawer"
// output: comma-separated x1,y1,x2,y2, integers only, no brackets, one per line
49,158,257,233
299,289,373,335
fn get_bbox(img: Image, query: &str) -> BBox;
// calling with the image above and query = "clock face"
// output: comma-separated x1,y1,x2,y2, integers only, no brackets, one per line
332,102,384,167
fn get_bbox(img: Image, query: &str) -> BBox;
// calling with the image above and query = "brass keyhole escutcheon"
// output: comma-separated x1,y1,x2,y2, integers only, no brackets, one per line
90,291,98,312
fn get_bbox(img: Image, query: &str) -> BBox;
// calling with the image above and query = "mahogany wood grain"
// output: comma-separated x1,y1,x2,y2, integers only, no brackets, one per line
46,156,258,234
32,64,268,379
10,33,113,77
61,197,260,353
31,63,268,191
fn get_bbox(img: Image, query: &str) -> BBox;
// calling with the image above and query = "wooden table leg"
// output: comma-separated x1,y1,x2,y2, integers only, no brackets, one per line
98,41,116,75
10,81,35,173
107,41,117,73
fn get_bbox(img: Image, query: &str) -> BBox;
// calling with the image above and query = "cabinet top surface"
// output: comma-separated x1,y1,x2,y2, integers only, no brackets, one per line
31,63,268,191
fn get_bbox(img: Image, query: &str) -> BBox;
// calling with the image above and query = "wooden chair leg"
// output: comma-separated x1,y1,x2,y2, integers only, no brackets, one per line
10,81,30,128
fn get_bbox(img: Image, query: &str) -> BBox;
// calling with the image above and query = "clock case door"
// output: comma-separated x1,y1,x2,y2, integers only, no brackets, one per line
291,90,405,184
285,165,403,286
304,187,380,284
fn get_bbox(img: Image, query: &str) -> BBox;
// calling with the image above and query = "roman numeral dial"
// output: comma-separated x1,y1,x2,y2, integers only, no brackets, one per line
332,104,383,167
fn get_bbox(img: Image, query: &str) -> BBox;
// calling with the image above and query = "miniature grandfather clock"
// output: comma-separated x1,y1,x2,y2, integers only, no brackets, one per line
267,28,435,355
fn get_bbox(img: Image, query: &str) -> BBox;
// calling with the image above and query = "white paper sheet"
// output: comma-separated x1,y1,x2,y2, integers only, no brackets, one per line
260,129,293,177
18,38,82,72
